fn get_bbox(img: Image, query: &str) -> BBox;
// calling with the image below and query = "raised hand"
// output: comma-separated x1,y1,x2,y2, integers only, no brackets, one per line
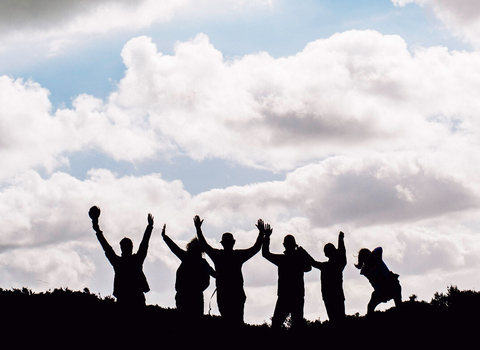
265,223,273,238
89,206,101,232
161,224,166,237
148,213,154,226
256,219,265,233
88,206,101,222
194,215,204,229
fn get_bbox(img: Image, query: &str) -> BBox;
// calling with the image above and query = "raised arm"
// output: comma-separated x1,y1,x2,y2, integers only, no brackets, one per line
261,223,282,266
237,219,265,262
89,206,116,262
137,213,154,262
162,224,186,261
338,231,347,267
94,224,113,254
194,215,214,256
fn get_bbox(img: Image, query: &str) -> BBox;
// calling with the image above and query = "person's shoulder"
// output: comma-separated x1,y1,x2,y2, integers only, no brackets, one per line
206,247,222,257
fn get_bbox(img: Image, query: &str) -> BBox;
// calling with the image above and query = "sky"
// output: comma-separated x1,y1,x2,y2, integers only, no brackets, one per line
2,0,480,325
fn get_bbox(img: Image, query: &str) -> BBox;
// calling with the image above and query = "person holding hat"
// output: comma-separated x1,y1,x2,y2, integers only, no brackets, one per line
89,205,155,309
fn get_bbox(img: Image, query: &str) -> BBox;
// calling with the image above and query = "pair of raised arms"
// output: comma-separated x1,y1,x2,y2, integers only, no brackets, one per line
89,206,158,233
194,215,272,237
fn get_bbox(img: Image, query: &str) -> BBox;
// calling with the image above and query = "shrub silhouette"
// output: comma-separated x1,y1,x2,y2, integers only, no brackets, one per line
2,285,478,348
431,285,480,311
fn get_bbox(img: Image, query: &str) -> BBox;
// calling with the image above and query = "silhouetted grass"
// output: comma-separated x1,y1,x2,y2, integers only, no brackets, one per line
2,285,477,348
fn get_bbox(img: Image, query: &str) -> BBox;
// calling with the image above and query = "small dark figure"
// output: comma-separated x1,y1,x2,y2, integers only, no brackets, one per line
162,224,216,318
262,224,312,329
194,215,264,327
89,205,154,308
309,231,347,323
355,246,402,315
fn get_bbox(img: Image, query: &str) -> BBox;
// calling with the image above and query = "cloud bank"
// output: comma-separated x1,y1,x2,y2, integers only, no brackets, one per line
4,30,480,175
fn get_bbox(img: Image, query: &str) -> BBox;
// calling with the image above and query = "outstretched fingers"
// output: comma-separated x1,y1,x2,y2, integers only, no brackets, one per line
265,223,273,237
256,218,265,232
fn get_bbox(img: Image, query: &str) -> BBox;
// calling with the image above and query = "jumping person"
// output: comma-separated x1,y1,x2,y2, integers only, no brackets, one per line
355,246,402,315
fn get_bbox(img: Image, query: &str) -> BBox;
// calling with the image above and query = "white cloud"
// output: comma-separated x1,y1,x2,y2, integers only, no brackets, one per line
5,30,480,178
0,76,70,178
194,153,479,230
395,184,416,203
0,76,168,180
0,0,275,58
108,31,480,171
0,243,96,290
392,0,480,48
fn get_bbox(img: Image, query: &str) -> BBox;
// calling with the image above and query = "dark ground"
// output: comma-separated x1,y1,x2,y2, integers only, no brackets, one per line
2,286,477,349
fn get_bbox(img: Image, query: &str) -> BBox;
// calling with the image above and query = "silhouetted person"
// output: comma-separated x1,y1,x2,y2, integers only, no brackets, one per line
309,231,347,323
89,205,154,308
162,224,216,319
355,246,402,315
262,224,312,329
194,215,264,327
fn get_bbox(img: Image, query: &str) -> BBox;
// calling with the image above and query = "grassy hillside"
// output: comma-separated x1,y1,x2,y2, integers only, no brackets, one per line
2,286,477,348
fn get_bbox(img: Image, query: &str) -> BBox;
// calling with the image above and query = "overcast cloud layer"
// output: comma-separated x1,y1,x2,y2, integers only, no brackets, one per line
2,0,480,324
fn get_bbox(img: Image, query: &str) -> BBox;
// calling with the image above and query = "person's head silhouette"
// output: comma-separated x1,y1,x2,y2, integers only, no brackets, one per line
186,237,203,258
283,234,297,252
120,237,133,257
220,232,235,251
324,243,336,258
355,248,372,269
